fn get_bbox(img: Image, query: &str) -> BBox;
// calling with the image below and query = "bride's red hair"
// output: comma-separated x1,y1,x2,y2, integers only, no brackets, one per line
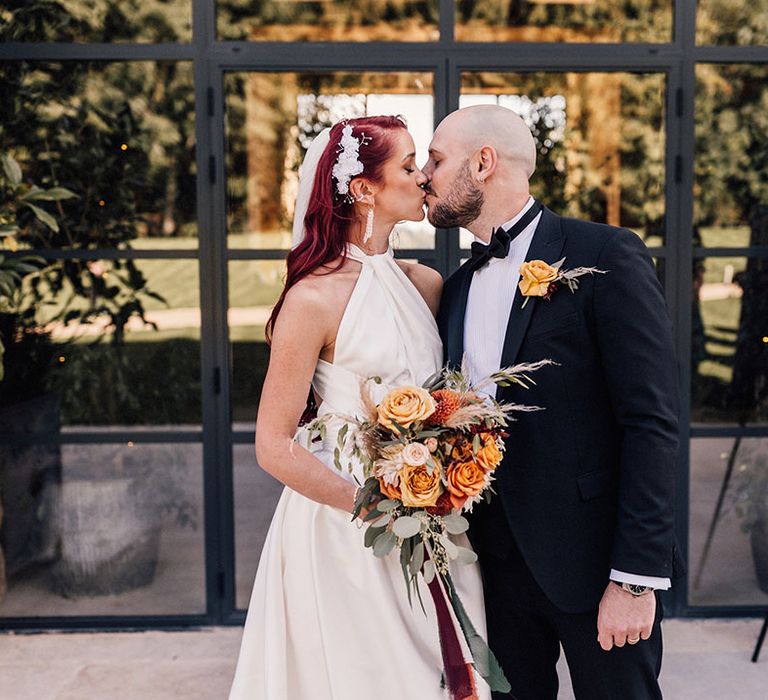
266,115,408,341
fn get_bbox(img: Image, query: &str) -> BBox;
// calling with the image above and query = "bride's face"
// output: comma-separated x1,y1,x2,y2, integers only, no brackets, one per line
374,130,428,224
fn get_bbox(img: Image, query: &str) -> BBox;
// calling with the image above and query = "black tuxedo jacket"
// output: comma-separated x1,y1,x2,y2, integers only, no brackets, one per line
437,207,682,613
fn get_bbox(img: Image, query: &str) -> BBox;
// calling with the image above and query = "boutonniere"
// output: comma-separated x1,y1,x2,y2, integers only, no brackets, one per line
519,258,608,308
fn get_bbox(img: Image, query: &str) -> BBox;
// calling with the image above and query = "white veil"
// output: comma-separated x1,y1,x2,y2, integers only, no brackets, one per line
292,127,332,247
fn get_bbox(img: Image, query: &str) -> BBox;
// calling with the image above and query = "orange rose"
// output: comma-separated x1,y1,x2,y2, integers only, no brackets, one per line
446,460,489,510
519,260,559,297
377,386,436,432
399,463,443,508
379,477,402,500
476,433,503,471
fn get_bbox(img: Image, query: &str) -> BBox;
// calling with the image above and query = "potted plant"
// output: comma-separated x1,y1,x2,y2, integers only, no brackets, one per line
0,152,76,602
728,448,768,594
50,442,198,597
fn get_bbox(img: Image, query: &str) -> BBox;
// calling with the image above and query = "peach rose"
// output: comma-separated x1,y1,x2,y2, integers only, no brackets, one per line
402,442,430,467
519,259,559,297
377,386,436,432
399,463,443,508
446,460,489,509
425,437,438,453
476,433,503,471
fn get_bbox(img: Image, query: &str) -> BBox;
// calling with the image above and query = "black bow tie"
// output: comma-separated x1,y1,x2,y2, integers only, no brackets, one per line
468,200,543,272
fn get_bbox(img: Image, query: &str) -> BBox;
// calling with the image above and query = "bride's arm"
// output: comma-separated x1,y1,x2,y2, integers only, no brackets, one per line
255,283,357,512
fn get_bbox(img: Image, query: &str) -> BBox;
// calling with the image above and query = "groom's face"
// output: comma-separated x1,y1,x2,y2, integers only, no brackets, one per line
422,133,484,229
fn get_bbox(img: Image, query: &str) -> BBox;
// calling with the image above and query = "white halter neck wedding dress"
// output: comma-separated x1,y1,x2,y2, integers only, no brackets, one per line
229,244,490,700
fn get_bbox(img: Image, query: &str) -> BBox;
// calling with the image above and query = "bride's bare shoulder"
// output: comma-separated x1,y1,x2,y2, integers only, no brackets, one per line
396,260,443,316
282,258,360,315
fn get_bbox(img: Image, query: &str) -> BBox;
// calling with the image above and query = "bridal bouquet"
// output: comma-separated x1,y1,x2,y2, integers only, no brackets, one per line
304,359,554,699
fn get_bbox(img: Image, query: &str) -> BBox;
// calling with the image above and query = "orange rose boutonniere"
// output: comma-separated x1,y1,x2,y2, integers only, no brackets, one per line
519,257,607,308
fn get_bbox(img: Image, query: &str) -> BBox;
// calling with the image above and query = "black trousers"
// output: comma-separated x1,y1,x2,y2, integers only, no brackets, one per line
480,538,664,700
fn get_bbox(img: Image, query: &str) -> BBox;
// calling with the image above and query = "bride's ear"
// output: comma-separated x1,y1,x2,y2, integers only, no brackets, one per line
349,178,376,206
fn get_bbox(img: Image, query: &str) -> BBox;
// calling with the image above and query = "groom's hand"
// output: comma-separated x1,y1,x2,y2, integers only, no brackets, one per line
596,582,656,651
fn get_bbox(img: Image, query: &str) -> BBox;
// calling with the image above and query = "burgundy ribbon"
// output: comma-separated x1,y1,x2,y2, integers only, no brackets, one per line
426,575,476,700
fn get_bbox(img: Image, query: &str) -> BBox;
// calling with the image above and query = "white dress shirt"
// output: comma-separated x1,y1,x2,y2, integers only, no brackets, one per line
463,196,671,591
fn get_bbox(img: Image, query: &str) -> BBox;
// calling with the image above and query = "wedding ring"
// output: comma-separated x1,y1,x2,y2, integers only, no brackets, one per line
627,637,640,644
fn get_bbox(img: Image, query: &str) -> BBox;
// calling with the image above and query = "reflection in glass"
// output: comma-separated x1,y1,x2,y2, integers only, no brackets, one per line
0,443,204,616
218,0,438,41
460,73,666,247
225,72,434,250
694,65,768,246
696,0,768,46
0,61,197,249
692,257,768,424
0,258,201,427
229,261,285,426
689,437,768,606
0,1,192,43
234,444,284,609
455,0,672,43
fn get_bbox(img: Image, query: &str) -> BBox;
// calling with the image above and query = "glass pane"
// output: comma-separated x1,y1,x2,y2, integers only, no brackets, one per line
694,65,768,247
229,260,284,428
692,257,768,424
234,443,284,610
0,61,197,250
0,1,192,42
0,442,204,616
455,0,672,43
217,0,438,41
225,71,435,251
0,258,201,427
697,1,768,46
459,73,666,247
689,437,768,606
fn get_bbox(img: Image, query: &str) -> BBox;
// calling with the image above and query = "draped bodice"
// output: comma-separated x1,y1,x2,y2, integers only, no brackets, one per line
312,244,442,415
297,244,442,481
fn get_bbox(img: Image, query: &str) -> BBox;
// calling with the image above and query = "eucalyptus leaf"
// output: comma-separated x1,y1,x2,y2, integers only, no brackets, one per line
409,541,425,576
364,524,386,548
372,530,397,557
376,499,399,513
442,513,469,535
455,546,479,566
423,559,436,584
440,533,459,559
392,515,422,539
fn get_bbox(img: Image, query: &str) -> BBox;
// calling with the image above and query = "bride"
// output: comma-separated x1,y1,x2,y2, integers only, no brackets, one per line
229,116,489,700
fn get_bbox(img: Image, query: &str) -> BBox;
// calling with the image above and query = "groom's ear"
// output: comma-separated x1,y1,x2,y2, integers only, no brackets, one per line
475,145,498,183
348,178,377,205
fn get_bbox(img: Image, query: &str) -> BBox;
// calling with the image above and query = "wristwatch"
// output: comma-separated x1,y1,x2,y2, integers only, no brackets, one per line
612,580,654,596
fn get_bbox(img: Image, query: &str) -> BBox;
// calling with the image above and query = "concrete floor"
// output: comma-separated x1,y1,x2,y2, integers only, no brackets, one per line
0,618,766,699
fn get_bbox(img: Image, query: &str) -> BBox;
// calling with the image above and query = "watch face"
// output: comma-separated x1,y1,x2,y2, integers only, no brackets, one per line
626,583,650,595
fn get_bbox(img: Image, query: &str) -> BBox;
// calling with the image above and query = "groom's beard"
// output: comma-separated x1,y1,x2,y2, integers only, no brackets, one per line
426,159,484,229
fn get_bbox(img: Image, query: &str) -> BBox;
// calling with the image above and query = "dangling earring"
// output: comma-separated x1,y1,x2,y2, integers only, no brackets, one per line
364,205,374,243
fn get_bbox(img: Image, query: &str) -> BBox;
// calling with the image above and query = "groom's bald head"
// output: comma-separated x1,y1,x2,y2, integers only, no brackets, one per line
423,105,537,236
432,105,537,179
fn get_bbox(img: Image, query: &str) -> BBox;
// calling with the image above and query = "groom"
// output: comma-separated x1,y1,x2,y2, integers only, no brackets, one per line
425,106,681,699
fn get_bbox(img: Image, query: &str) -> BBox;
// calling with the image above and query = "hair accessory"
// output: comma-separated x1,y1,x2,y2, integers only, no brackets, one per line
332,122,371,202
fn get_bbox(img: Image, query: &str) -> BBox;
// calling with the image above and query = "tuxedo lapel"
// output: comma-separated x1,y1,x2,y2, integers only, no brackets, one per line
446,262,474,368
499,208,565,369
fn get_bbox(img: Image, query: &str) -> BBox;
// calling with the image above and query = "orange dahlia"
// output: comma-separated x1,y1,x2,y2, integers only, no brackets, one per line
429,389,462,424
